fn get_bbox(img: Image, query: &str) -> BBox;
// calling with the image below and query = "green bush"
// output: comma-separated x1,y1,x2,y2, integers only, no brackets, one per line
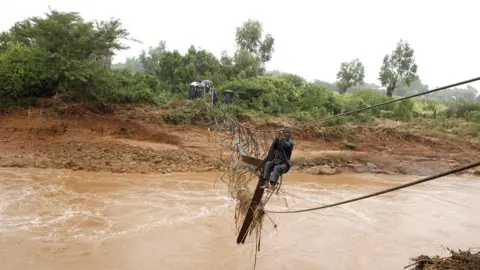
162,99,213,125
464,110,480,123
0,43,51,107
393,99,415,119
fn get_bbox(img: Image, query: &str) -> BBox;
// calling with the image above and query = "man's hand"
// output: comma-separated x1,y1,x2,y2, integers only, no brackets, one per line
277,130,284,139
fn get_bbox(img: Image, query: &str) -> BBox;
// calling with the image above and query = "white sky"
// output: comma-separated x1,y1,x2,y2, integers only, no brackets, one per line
2,0,479,90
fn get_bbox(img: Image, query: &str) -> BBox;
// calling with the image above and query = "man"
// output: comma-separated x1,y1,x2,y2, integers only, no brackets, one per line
261,127,294,190
211,89,218,108
223,90,234,104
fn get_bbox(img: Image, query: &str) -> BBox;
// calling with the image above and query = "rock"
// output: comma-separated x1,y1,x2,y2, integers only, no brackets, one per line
474,170,480,176
307,165,337,175
66,160,75,168
366,162,377,169
353,165,368,173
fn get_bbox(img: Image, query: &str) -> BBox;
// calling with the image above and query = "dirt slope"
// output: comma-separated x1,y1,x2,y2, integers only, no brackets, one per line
0,103,478,176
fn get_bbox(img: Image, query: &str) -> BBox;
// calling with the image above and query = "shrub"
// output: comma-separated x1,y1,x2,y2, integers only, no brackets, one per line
162,99,213,125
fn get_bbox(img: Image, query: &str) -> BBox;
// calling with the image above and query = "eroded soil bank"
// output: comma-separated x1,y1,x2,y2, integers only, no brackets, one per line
0,103,478,176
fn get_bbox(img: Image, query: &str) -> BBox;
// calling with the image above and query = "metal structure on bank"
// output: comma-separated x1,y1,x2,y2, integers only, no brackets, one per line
188,80,234,108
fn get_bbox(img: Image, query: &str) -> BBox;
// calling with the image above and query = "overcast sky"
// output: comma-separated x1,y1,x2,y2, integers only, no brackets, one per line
2,0,479,90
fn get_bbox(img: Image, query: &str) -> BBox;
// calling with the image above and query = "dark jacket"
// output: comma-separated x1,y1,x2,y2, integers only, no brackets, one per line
271,138,294,166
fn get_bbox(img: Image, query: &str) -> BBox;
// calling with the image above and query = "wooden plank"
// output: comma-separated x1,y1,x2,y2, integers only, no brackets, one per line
241,155,264,167
236,148,275,244
236,175,265,244
235,157,264,244
235,133,278,244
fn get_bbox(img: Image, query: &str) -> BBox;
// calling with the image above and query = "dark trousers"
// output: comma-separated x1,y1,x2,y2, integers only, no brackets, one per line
262,161,288,184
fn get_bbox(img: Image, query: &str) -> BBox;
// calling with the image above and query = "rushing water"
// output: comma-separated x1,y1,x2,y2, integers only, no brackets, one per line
0,168,479,270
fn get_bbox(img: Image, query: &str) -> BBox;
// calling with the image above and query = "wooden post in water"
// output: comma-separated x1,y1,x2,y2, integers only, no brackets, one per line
236,153,272,245
234,131,275,245
236,174,265,244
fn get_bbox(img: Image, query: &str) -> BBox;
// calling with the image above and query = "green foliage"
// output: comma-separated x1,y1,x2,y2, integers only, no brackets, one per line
277,73,307,88
0,9,165,108
162,99,213,125
0,8,478,130
80,69,167,104
464,110,480,123
379,39,418,97
0,43,49,106
452,103,480,117
235,19,275,65
393,99,415,119
336,58,365,94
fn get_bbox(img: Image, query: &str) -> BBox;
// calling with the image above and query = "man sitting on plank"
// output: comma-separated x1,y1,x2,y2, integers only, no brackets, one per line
261,127,294,191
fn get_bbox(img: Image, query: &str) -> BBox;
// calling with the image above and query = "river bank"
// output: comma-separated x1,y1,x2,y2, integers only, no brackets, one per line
0,103,478,176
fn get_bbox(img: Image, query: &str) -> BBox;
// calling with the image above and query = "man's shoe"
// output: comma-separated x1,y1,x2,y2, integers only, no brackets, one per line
260,180,269,189
263,182,272,190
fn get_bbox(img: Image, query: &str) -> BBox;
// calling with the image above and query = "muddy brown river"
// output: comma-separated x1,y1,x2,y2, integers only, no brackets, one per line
0,168,479,270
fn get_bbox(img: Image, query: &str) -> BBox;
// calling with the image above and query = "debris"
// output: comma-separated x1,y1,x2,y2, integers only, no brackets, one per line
406,248,480,270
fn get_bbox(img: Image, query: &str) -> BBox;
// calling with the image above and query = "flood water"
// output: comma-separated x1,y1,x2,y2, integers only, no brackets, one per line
0,168,479,270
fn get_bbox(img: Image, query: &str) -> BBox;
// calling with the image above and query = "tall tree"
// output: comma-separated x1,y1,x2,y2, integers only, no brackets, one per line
218,50,234,80
232,49,262,78
191,47,220,79
234,19,275,72
336,58,365,94
379,39,418,97
139,41,167,77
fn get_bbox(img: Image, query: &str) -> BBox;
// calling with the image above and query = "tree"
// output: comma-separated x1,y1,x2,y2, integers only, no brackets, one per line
138,43,222,88
158,50,183,86
0,9,136,102
379,39,418,97
336,58,365,94
218,51,234,80
188,46,220,79
0,43,49,104
234,19,275,70
278,73,307,88
139,41,167,77
232,49,262,78
0,9,166,107
112,57,144,73
298,84,338,115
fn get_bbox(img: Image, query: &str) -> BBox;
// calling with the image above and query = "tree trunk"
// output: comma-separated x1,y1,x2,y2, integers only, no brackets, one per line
386,86,394,97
